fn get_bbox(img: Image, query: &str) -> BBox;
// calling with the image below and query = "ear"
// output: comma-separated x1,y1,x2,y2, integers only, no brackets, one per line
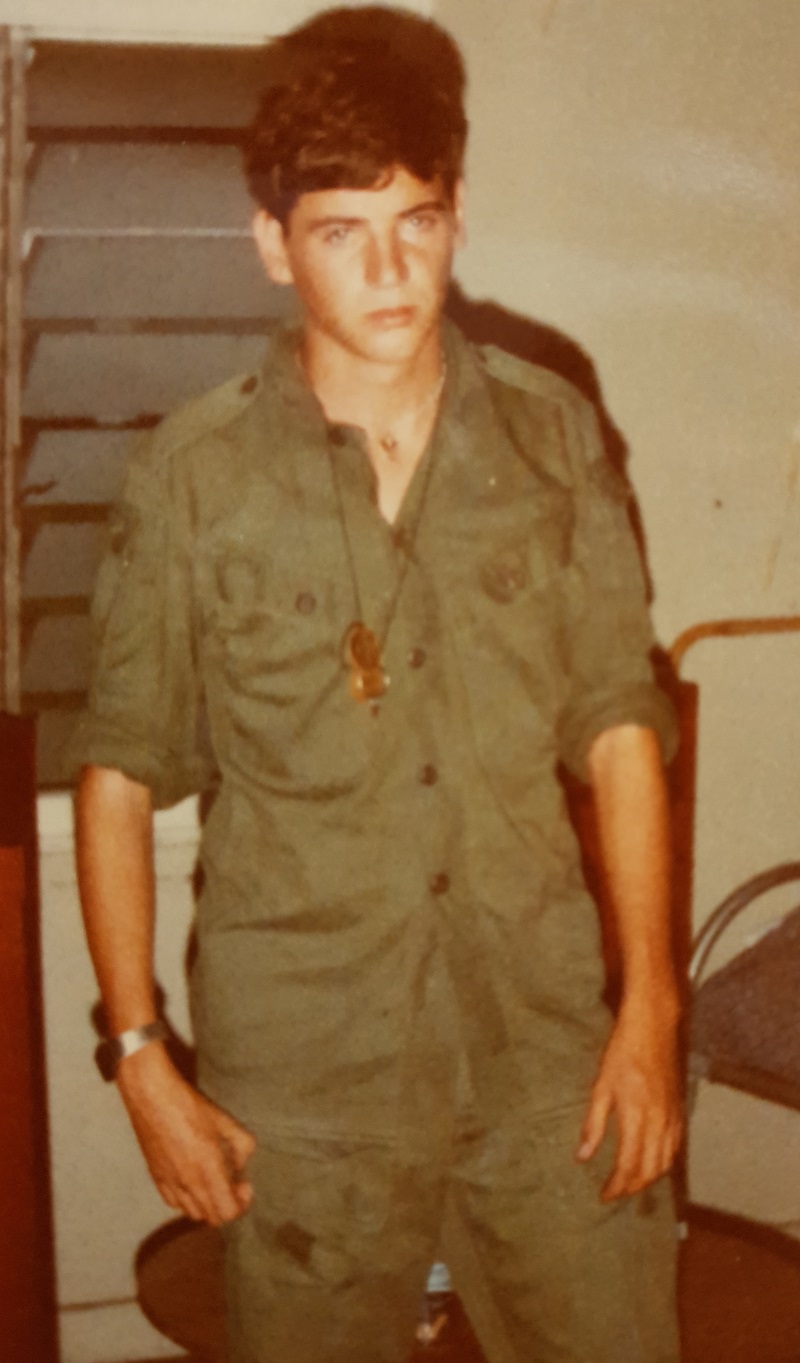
252,210,295,286
452,179,467,251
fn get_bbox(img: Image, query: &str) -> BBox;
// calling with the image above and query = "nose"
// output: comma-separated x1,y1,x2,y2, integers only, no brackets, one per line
365,227,408,288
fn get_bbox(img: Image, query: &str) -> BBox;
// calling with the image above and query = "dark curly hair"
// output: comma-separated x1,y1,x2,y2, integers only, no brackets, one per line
244,6,468,225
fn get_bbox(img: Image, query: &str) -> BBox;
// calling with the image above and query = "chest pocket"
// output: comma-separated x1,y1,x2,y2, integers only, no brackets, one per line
199,534,336,695
477,485,572,606
197,531,377,796
475,466,573,593
448,478,576,724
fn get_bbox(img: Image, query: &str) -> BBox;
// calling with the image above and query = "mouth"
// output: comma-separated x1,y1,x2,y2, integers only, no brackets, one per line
365,307,416,329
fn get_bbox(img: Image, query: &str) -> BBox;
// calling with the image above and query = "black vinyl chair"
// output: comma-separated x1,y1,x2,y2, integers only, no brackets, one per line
689,861,800,1112
680,860,800,1363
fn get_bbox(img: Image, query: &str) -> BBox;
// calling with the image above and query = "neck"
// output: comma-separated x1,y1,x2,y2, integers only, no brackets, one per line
300,324,445,435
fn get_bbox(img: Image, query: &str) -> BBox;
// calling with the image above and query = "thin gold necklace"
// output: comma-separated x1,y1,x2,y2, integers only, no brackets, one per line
328,380,445,712
375,366,447,457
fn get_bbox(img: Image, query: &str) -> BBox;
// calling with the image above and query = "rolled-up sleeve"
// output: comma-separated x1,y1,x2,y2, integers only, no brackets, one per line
70,433,214,808
556,396,677,781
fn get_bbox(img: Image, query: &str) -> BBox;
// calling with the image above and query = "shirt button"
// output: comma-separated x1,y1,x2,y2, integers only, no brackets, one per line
295,591,316,615
393,527,410,553
328,425,348,447
240,375,258,395
408,647,426,669
419,763,438,786
429,872,450,896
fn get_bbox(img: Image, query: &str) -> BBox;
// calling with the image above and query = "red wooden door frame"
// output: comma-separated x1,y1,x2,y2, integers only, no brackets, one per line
0,713,59,1362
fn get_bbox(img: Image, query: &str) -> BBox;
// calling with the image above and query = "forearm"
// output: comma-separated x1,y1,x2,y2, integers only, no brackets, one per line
75,764,255,1223
580,724,683,1194
75,764,159,1034
586,723,680,1020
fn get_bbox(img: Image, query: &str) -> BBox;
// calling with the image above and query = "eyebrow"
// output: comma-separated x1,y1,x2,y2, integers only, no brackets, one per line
400,198,449,217
306,199,449,232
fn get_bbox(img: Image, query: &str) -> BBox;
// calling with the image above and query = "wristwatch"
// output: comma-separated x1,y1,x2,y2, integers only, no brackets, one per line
95,1020,169,1082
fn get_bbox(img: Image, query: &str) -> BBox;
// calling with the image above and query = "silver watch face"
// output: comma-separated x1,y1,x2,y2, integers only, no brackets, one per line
94,1021,167,1082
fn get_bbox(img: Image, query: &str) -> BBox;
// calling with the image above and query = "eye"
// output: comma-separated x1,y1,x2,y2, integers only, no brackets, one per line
322,224,354,245
407,212,438,232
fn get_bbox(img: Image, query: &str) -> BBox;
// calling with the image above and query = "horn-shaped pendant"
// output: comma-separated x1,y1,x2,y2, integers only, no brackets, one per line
344,622,388,704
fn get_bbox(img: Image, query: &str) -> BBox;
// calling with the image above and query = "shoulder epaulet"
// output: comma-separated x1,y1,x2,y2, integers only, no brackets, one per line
478,343,591,418
477,341,620,494
147,370,263,462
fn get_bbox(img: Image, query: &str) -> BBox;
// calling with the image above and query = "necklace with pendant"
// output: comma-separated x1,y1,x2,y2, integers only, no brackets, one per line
329,366,445,712
343,621,387,704
375,367,446,460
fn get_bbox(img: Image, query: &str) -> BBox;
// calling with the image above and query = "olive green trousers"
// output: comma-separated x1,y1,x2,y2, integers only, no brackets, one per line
222,1101,679,1363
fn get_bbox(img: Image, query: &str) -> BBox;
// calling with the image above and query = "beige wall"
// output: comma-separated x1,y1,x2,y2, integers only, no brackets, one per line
437,0,800,640
436,0,800,1219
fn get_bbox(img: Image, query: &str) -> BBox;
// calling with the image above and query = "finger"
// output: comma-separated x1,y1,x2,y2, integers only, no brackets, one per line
577,1086,612,1162
637,1113,682,1195
638,1112,682,1192
159,1179,208,1223
196,1147,250,1225
224,1152,254,1216
157,1140,242,1227
601,1108,645,1200
628,1124,666,1196
219,1132,253,1182
202,1178,245,1225
158,1182,182,1212
181,1191,211,1223
234,1124,257,1161
216,1112,257,1170
234,1179,254,1214
658,1117,683,1178
602,1148,639,1199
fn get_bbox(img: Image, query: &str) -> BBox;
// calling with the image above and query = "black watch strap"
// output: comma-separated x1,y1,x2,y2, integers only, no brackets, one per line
95,1020,169,1082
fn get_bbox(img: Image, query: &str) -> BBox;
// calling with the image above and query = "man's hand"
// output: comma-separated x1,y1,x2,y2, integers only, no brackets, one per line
116,1042,256,1226
576,998,683,1201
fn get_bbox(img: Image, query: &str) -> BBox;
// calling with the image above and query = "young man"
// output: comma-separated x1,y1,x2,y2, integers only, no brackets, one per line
75,7,683,1361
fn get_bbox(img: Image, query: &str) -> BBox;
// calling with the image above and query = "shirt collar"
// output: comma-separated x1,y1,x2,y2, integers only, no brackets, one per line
252,313,491,454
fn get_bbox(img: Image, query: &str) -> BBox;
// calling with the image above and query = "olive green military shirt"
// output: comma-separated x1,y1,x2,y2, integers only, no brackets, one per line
77,319,676,1140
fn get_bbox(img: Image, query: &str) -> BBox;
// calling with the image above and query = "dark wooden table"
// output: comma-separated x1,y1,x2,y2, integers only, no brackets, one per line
138,1204,800,1363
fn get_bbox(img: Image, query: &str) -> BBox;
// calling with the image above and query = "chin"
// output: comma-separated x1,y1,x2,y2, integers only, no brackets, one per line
353,318,438,364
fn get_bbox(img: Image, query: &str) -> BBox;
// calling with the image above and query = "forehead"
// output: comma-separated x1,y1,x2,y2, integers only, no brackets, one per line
287,166,448,229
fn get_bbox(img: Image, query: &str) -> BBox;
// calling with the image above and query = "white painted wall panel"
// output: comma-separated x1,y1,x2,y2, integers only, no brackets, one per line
39,793,199,1361
4,0,432,44
23,432,133,505
24,333,267,419
27,145,251,231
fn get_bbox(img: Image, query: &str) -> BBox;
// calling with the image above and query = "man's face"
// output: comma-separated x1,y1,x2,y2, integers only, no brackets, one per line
253,166,465,365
